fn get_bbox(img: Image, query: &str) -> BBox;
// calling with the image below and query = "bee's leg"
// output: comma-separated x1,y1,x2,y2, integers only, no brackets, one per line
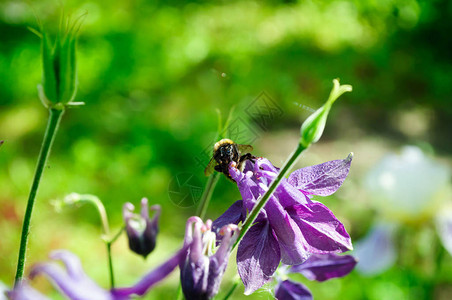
240,153,257,163
237,153,257,171
214,165,222,172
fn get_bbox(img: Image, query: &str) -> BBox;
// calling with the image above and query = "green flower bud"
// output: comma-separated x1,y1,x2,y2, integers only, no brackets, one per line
299,79,352,147
36,15,84,109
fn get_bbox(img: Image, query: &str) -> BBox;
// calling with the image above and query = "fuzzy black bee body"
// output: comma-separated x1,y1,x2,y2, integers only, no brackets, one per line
204,139,256,181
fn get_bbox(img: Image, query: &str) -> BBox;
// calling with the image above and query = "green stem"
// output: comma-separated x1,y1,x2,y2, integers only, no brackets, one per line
15,108,64,284
80,194,111,236
83,195,115,289
70,194,121,289
106,243,115,288
222,277,240,300
233,143,306,249
108,226,125,244
196,173,220,219
104,226,124,289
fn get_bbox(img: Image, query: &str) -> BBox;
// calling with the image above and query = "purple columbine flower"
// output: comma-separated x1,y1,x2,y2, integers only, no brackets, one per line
9,248,187,300
123,198,160,258
213,155,353,294
275,254,357,300
180,216,238,300
275,280,313,300
7,281,48,300
289,253,357,282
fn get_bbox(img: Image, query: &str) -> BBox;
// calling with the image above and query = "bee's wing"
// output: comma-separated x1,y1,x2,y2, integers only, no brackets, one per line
204,157,218,176
237,144,253,153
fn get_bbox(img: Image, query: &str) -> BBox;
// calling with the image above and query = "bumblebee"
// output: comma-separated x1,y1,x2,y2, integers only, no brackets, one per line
204,139,256,181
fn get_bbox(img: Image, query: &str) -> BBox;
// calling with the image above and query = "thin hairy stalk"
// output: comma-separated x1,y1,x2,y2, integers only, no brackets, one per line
196,172,220,219
15,108,64,284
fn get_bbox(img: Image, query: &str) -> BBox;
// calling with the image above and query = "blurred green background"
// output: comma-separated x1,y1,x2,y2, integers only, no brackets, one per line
1,0,451,299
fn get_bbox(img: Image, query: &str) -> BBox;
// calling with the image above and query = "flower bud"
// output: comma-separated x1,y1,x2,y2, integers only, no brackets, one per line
123,198,161,258
299,79,352,147
37,15,84,109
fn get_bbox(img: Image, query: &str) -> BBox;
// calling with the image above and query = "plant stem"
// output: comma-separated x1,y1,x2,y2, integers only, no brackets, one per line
104,227,124,289
109,226,125,244
106,243,115,288
80,194,111,236
67,194,121,289
80,194,117,289
196,172,220,219
222,277,240,300
15,108,64,284
233,143,306,249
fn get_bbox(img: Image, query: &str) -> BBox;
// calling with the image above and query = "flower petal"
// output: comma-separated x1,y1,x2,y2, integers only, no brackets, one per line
212,200,246,232
436,207,452,256
274,280,313,300
354,223,397,276
113,245,189,297
265,198,311,265
275,180,311,207
290,254,357,281
7,281,49,300
287,202,353,253
288,154,353,196
237,219,280,295
29,250,113,300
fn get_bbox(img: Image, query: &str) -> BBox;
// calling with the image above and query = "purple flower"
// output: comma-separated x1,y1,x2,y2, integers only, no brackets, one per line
123,198,160,258
275,254,357,300
9,248,186,300
275,280,312,300
180,217,238,300
7,281,48,300
290,253,357,282
214,155,353,294
8,250,116,300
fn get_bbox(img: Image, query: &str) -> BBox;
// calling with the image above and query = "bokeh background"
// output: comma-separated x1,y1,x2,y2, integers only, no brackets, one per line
1,0,451,299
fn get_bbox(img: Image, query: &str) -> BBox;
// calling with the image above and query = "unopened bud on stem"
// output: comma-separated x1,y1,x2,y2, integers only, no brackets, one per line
299,79,352,147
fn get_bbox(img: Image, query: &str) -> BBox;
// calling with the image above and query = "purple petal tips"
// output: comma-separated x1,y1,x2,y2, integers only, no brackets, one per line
28,250,114,300
180,217,238,300
123,198,160,258
7,281,49,300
